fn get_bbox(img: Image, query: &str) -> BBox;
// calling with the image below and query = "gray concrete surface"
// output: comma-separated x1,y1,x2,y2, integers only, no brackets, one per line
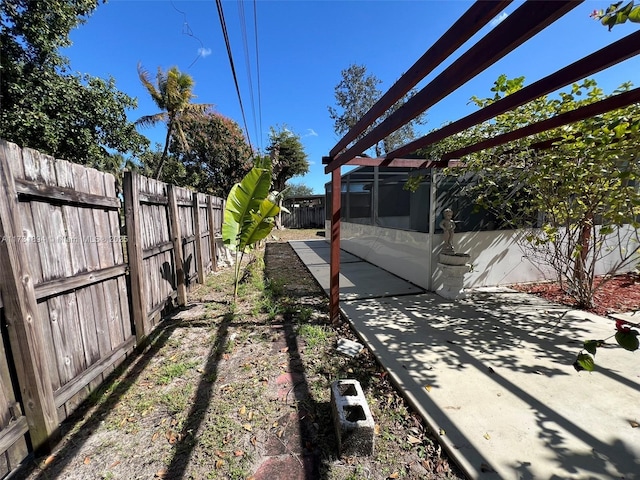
290,240,640,480
290,240,424,301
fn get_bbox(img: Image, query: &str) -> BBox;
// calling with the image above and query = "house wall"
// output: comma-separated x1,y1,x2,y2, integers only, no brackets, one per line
326,221,639,291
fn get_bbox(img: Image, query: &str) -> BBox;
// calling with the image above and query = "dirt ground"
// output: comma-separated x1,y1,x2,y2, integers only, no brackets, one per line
13,228,462,480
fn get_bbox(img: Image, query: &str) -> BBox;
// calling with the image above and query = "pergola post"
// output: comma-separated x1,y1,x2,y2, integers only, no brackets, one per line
330,168,341,324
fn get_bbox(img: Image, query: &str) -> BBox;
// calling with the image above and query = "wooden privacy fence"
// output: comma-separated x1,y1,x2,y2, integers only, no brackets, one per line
282,205,326,229
0,140,225,476
123,173,223,338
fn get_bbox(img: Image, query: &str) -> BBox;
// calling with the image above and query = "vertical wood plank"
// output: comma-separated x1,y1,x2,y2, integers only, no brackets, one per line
86,169,114,269
193,192,205,284
168,185,187,306
89,283,111,357
75,287,100,365
71,163,100,271
48,293,85,384
103,278,124,349
55,160,86,275
36,302,61,392
207,196,218,272
0,140,58,451
123,171,148,342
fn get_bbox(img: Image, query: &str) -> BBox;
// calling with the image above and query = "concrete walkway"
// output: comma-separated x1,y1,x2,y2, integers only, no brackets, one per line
290,240,640,480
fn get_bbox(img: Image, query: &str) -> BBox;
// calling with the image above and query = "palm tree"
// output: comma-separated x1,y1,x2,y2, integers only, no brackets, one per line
136,64,212,179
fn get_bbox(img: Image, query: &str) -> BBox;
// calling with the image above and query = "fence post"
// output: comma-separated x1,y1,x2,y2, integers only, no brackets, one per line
168,185,187,306
207,196,219,272
123,171,149,342
0,141,58,452
192,192,205,284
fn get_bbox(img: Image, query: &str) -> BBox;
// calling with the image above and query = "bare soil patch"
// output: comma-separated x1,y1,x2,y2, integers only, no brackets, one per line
15,228,462,480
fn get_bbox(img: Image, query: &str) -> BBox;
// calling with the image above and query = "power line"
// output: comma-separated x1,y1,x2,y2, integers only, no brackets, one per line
253,0,264,153
215,0,253,149
238,0,260,151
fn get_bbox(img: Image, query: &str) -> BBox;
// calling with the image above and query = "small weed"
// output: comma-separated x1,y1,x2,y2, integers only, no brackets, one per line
156,360,199,385
260,295,282,319
160,384,194,414
298,324,330,348
297,306,313,322
265,278,285,297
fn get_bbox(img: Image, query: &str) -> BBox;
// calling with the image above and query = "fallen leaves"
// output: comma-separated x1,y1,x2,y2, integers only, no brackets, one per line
165,430,184,444
154,467,168,478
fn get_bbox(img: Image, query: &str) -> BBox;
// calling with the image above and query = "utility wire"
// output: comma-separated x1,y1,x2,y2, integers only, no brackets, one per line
253,0,264,152
215,0,253,149
238,0,260,152
170,0,207,69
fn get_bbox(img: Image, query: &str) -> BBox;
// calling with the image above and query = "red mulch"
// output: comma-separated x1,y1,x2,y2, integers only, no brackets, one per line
511,272,640,317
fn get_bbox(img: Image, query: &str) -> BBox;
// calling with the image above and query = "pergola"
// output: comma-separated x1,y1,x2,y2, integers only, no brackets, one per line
322,0,640,323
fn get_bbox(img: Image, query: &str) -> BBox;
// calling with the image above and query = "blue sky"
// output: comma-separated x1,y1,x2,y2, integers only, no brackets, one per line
63,0,640,194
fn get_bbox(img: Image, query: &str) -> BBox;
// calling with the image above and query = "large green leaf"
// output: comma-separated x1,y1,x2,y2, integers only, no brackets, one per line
238,195,281,251
222,166,271,251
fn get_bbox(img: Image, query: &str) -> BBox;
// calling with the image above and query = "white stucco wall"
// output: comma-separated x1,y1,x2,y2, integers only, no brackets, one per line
326,221,639,291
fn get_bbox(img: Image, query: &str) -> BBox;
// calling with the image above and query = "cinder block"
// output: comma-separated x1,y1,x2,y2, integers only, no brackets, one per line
330,379,375,457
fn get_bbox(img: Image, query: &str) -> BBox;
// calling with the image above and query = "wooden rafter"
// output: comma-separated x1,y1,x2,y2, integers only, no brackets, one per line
385,29,640,161
441,87,640,161
329,0,512,158
325,0,580,174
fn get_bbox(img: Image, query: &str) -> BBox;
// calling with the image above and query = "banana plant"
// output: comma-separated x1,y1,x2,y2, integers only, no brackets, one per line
222,158,287,296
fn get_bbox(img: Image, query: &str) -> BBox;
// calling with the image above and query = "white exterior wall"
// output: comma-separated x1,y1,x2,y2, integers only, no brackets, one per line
326,221,639,291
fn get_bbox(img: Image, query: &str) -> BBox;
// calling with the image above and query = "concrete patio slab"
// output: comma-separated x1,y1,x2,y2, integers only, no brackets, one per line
306,262,424,301
290,240,640,479
290,239,361,265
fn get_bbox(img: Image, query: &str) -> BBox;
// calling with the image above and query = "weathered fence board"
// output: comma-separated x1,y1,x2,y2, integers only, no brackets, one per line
0,142,59,453
1,141,225,475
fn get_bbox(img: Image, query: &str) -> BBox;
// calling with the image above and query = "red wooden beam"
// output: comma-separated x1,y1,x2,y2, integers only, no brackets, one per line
441,87,640,160
325,0,579,174
386,29,640,160
342,157,449,169
329,0,512,159
329,168,341,325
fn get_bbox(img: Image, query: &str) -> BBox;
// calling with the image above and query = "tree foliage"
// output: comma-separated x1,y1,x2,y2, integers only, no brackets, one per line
265,126,309,193
328,64,427,157
165,112,254,197
436,75,640,309
0,0,149,172
136,64,211,179
285,183,314,198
